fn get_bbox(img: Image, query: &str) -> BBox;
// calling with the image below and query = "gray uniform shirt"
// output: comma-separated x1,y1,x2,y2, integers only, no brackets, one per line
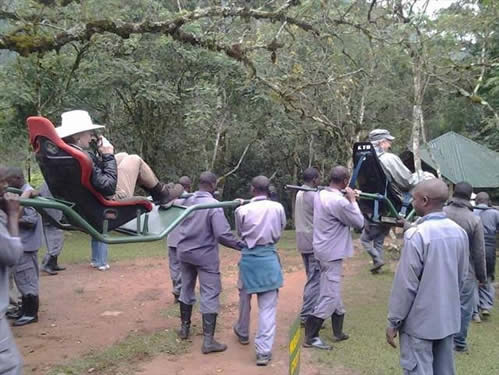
176,191,242,265
474,204,499,249
19,184,43,252
388,212,469,340
235,195,286,248
166,197,187,248
444,198,486,283
295,186,315,254
0,210,23,318
313,188,364,262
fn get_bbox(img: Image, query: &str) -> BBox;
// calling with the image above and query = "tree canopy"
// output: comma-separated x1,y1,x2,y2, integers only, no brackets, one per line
1,0,498,214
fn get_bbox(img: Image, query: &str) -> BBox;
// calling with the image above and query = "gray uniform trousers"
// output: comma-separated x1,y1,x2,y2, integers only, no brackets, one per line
168,247,182,296
400,332,455,375
179,261,221,314
42,224,64,264
14,252,39,296
234,287,279,356
299,253,320,321
8,268,20,309
454,276,476,350
474,276,495,312
360,223,389,265
0,317,23,375
312,259,345,319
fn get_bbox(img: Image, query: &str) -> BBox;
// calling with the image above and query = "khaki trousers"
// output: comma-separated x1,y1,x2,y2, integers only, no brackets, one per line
114,153,158,199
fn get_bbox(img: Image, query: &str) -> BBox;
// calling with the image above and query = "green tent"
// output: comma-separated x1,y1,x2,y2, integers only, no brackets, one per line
420,131,499,188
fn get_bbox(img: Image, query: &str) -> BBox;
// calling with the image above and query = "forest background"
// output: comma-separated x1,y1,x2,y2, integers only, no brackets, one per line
0,0,497,221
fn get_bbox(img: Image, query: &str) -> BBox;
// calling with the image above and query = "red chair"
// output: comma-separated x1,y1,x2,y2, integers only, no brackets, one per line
27,116,153,233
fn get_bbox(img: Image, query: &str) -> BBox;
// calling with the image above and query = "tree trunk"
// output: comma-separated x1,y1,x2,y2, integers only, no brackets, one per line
411,53,424,181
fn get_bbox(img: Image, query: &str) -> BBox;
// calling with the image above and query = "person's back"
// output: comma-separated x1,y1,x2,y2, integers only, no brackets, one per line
176,191,222,257
295,189,315,253
474,205,499,250
390,215,469,339
313,188,364,262
236,197,286,249
444,195,486,283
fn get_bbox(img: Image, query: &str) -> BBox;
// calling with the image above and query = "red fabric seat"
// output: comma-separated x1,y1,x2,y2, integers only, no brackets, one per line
27,116,152,233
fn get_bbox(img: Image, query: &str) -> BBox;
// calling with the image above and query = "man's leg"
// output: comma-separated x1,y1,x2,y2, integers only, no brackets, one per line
0,317,23,375
399,332,433,375
255,289,278,366
433,335,456,375
454,277,476,351
478,276,495,314
300,253,321,323
168,247,182,300
178,262,197,340
42,224,65,275
13,251,39,326
304,260,343,350
198,261,226,353
234,286,251,345
115,153,159,198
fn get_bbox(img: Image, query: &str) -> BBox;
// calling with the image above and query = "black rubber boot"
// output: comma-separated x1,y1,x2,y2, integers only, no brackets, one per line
179,302,192,340
42,256,58,275
201,313,227,354
14,294,39,326
331,313,349,342
303,316,331,350
52,256,66,271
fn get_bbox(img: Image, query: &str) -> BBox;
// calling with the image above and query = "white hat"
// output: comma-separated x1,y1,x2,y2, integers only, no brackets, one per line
56,110,105,139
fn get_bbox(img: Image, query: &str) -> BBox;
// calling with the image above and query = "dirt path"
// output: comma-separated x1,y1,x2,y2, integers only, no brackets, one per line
14,246,368,375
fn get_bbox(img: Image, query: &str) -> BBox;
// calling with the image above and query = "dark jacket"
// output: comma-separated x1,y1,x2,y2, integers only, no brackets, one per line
88,151,117,197
444,197,486,283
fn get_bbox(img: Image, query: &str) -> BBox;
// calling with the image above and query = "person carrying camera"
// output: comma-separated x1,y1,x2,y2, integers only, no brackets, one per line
55,110,183,205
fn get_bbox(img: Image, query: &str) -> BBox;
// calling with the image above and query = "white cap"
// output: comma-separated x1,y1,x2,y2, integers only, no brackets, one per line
56,110,105,139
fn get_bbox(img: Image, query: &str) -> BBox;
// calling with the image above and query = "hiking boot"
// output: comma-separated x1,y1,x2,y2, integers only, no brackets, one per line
370,262,384,274
179,302,192,340
303,316,331,350
150,183,184,206
233,326,249,345
256,352,272,366
472,313,481,323
201,313,227,354
331,313,349,342
481,309,490,318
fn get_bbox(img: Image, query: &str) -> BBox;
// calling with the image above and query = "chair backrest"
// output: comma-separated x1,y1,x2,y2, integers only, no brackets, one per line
27,116,152,233
352,142,403,219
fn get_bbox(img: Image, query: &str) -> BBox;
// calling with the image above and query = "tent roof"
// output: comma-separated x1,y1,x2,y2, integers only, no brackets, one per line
420,131,499,188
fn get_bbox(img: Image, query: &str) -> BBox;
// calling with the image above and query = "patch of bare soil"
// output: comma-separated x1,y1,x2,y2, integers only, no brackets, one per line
14,245,369,375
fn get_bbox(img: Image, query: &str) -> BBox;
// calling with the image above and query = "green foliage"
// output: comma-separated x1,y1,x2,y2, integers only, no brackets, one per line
1,0,498,213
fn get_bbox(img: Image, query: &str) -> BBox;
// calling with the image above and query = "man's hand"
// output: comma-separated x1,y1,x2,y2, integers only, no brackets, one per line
386,327,398,348
98,136,114,155
344,187,357,203
20,189,39,199
4,192,21,217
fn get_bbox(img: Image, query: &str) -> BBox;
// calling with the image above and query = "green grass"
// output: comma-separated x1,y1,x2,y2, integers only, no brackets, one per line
40,231,168,265
314,251,499,375
49,329,189,375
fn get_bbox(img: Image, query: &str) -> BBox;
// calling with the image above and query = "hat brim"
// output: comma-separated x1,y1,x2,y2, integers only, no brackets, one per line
385,135,395,141
56,124,105,139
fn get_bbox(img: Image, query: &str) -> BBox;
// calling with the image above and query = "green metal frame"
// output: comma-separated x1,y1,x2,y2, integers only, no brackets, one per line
14,188,247,244
285,185,416,224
